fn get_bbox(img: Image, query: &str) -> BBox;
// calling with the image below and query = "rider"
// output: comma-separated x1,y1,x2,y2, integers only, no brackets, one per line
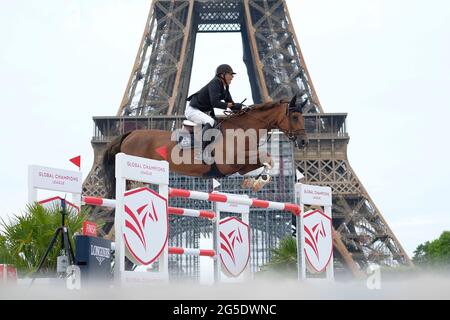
185,64,244,134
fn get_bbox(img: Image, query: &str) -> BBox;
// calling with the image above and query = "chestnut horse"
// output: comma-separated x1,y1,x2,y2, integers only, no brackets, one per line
102,95,308,198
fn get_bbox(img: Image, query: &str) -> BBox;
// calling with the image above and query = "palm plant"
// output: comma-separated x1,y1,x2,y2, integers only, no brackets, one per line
259,236,298,277
0,203,88,277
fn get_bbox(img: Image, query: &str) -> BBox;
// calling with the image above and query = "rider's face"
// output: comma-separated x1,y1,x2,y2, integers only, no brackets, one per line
224,73,234,85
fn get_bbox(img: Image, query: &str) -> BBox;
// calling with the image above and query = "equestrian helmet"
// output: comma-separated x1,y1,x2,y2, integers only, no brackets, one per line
216,64,236,76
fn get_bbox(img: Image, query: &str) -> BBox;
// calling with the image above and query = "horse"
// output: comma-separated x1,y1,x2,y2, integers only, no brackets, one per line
102,95,308,198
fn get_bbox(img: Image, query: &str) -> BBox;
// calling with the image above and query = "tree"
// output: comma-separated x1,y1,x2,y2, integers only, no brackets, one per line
0,203,88,276
413,231,450,267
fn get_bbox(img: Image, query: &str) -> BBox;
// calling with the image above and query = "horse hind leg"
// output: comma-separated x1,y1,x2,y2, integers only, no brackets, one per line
251,162,272,192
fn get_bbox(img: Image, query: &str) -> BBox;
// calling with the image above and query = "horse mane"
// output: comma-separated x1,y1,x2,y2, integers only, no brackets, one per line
248,99,289,111
220,99,289,123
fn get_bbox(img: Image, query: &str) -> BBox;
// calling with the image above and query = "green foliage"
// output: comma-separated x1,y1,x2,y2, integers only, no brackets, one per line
259,236,298,277
0,203,88,276
413,231,450,267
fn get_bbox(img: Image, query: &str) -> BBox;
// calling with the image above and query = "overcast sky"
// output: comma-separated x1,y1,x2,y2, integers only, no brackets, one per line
0,0,449,257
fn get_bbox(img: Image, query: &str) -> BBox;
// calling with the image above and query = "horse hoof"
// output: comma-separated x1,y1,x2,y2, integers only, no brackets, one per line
251,175,272,192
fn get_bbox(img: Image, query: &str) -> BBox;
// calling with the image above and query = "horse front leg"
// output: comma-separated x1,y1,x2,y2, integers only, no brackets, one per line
239,154,274,192
251,162,273,192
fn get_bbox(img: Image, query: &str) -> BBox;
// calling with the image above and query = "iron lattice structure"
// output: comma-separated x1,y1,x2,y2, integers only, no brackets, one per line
83,0,412,279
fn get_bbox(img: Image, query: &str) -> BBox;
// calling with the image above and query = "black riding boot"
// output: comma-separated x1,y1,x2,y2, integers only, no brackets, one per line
201,122,214,150
195,122,214,162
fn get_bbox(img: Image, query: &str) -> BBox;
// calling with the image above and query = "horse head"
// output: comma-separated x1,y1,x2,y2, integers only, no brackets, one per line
279,95,309,149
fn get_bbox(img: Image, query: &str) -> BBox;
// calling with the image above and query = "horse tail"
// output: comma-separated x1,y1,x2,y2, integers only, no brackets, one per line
102,132,132,198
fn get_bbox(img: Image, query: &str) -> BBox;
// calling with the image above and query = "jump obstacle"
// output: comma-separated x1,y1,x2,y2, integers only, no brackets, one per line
83,195,216,220
82,193,218,258
28,152,333,284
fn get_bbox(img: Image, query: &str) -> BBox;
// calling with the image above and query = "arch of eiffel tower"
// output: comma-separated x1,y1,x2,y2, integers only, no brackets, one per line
82,0,412,279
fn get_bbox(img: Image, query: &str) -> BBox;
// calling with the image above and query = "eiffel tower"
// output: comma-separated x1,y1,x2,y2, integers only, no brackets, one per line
83,0,412,277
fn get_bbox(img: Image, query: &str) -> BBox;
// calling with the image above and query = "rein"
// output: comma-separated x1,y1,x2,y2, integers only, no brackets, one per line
219,103,304,144
219,106,274,147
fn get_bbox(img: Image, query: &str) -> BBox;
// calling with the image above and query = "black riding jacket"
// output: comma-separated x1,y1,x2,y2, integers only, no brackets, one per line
186,76,234,113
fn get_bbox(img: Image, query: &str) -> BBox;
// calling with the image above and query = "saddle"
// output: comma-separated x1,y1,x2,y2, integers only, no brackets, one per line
176,120,197,149
176,120,222,164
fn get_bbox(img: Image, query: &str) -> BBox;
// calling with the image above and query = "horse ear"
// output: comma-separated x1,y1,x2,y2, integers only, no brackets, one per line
299,98,308,113
289,95,297,110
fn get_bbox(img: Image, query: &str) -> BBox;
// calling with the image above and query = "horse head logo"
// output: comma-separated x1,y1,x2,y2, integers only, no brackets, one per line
303,209,333,272
123,187,168,265
304,220,327,260
219,217,250,277
220,228,244,265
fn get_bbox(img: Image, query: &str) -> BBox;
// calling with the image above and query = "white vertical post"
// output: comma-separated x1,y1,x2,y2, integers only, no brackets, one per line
72,192,82,210
215,193,251,283
295,183,333,281
241,210,252,281
295,184,306,280
114,161,126,285
114,153,170,284
325,204,334,281
158,181,169,278
28,166,37,204
213,202,221,284
300,203,306,280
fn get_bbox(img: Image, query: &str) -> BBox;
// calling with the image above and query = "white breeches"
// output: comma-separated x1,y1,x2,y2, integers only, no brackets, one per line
185,105,215,126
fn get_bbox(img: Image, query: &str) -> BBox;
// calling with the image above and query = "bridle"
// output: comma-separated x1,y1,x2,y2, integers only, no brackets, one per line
220,102,306,145
279,111,306,145
285,128,306,143
278,100,307,143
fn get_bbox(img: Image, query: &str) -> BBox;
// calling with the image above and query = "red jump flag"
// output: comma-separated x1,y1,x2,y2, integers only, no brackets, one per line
69,155,81,169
